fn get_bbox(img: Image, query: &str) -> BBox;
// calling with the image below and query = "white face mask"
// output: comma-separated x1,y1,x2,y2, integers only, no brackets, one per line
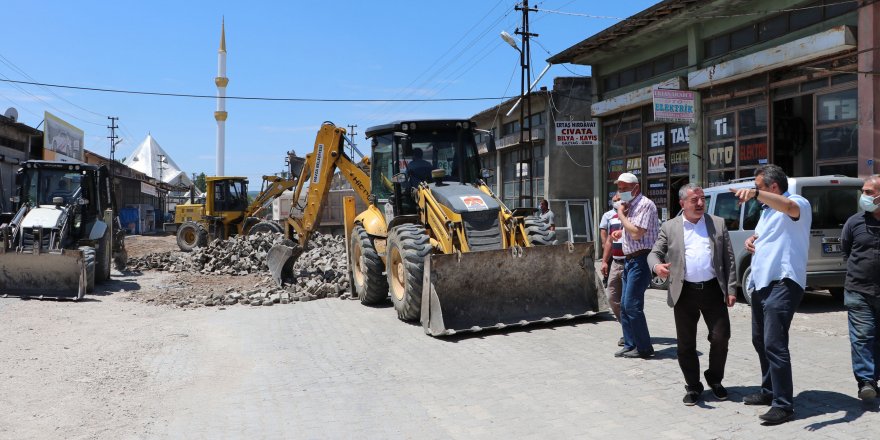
860,194,879,212
619,190,633,202
612,200,623,210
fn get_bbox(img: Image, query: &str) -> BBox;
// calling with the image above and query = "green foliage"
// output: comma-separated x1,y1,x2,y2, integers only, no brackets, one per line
194,172,207,192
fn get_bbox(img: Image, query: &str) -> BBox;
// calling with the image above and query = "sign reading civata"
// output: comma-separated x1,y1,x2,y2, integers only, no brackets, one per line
555,120,598,146
653,89,696,123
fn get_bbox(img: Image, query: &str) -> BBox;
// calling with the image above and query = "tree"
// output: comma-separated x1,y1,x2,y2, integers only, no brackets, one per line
194,172,207,193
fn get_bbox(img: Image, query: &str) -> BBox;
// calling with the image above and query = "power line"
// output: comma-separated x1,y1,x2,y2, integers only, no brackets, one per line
0,77,515,102
0,53,107,118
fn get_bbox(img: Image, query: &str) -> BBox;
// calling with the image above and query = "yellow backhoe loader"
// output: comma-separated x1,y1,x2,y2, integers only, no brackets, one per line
165,170,299,251
270,121,605,336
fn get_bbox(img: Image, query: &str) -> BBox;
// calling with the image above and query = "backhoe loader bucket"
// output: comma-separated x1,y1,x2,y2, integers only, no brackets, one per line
0,249,86,299
421,242,607,336
267,242,304,286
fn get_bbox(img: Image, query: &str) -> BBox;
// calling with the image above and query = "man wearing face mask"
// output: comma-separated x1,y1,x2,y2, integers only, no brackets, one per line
840,175,880,401
611,172,659,359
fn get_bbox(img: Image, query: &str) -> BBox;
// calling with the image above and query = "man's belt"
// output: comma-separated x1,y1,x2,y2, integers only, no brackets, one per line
624,249,650,260
683,279,717,290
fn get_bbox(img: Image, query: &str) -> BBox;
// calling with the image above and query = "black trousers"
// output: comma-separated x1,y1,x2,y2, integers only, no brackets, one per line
674,282,731,388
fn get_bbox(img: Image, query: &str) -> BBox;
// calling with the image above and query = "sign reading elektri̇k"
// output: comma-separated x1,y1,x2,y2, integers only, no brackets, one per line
653,89,695,123
555,120,598,146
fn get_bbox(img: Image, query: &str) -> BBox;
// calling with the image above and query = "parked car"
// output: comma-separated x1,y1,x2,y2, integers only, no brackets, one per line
701,175,863,304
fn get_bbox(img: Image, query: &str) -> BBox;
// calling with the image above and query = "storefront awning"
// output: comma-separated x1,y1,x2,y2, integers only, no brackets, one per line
591,77,686,117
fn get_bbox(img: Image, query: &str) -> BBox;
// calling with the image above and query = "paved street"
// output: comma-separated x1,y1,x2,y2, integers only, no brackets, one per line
1,275,878,439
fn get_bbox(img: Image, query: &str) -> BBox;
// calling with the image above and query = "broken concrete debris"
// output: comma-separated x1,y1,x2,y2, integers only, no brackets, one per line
127,232,354,308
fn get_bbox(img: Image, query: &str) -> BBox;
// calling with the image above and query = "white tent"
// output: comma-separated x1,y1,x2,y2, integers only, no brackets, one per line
123,134,192,188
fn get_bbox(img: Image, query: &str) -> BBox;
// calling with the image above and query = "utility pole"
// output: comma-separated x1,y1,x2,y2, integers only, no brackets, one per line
107,116,119,163
515,0,538,208
346,124,358,157
157,153,167,183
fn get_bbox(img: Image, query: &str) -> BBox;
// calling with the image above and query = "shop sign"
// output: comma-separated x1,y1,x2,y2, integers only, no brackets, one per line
649,129,665,149
669,150,689,174
709,144,735,169
141,181,157,197
626,157,642,175
739,139,769,166
608,158,624,181
669,125,689,147
555,120,598,146
648,154,667,175
653,89,695,123
647,179,668,210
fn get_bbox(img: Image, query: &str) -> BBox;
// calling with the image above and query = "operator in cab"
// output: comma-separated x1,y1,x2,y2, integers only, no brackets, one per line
406,148,433,189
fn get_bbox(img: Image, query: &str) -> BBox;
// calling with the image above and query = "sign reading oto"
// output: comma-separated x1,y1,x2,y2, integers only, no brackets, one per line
555,121,598,146
653,89,696,123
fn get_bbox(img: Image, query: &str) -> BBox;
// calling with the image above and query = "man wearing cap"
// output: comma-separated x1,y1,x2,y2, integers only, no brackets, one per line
611,172,659,358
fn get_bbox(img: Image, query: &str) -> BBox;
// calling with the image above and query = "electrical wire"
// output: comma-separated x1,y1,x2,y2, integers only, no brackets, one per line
0,78,515,102
0,53,107,118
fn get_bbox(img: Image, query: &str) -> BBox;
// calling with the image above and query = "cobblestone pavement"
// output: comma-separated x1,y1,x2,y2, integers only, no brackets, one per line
2,281,879,439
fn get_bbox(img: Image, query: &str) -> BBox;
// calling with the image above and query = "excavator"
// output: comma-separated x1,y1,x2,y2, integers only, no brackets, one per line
0,160,126,299
165,170,298,251
269,121,605,336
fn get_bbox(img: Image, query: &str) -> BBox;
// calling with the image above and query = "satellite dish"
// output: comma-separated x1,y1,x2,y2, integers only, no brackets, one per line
4,107,18,122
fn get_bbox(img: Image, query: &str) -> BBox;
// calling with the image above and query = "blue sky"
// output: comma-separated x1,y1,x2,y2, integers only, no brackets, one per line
0,0,656,184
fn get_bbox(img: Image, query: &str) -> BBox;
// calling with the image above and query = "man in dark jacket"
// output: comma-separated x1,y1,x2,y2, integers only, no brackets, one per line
841,174,880,401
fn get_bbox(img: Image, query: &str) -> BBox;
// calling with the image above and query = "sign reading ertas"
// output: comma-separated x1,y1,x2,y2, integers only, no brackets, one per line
555,121,598,146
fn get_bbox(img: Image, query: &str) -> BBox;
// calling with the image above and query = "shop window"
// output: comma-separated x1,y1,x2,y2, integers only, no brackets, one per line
705,35,730,59
817,89,857,123
825,0,858,18
625,132,641,155
790,4,823,29
619,69,636,87
626,156,642,176
730,26,757,51
738,137,769,167
817,126,858,159
669,150,690,175
708,170,736,186
608,159,625,182
708,113,735,141
673,50,688,69
738,107,768,136
654,57,673,76
603,74,619,92
830,73,857,86
801,78,829,92
708,142,736,170
713,192,742,230
817,162,857,177
759,14,788,41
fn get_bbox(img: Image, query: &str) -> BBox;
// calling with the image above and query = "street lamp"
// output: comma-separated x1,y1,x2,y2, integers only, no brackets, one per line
500,31,520,51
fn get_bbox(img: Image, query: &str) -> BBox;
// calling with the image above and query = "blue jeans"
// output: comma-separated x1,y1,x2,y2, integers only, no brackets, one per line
751,278,803,411
844,290,880,386
620,254,652,352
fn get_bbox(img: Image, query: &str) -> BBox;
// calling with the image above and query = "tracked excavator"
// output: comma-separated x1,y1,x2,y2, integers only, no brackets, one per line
269,121,605,336
0,160,126,299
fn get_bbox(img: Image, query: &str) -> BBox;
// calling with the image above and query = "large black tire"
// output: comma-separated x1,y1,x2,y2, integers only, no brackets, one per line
524,216,556,245
78,246,96,297
248,220,282,236
386,224,432,321
95,228,111,282
176,221,207,252
350,225,388,305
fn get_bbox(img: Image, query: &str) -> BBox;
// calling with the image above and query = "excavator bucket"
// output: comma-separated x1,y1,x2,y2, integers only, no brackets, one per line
421,242,607,336
266,243,304,286
0,249,86,299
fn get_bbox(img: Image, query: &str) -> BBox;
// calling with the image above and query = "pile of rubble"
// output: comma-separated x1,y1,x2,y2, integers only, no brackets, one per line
127,232,354,307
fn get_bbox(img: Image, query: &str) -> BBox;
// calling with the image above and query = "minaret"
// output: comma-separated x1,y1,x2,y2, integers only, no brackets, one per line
214,18,228,176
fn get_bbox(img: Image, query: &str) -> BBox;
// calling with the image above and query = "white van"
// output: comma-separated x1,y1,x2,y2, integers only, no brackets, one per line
701,175,863,304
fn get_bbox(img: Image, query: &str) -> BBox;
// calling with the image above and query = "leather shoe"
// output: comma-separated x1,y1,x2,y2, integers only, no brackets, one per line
614,347,634,357
858,382,877,400
683,385,703,406
621,349,655,359
617,337,625,347
759,407,794,425
708,383,728,400
743,392,773,406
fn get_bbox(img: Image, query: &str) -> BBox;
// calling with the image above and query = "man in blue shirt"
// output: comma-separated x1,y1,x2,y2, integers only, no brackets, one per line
730,164,811,425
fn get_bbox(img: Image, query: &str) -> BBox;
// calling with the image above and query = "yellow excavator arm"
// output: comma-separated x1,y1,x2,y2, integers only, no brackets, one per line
283,122,371,247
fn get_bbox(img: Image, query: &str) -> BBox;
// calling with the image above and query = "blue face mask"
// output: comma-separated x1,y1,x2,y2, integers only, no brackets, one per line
860,194,879,212
619,190,633,202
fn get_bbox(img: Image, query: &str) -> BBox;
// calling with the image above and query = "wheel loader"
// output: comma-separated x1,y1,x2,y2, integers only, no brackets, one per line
0,160,127,299
165,171,298,251
269,121,606,336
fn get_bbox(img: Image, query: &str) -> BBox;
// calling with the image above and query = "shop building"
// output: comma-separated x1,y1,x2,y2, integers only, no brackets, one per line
549,0,879,220
471,76,595,242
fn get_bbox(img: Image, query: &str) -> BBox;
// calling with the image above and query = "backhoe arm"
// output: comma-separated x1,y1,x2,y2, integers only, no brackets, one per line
244,175,299,218
285,122,371,247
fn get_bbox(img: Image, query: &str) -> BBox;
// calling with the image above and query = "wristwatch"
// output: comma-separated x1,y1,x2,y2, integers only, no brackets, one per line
753,187,760,200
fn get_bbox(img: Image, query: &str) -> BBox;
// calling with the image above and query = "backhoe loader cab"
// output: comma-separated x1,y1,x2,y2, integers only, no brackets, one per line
365,120,485,218
1,160,126,299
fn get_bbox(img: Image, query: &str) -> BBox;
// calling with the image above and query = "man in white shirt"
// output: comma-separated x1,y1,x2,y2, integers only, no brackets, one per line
539,199,555,230
731,164,811,425
648,184,737,406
